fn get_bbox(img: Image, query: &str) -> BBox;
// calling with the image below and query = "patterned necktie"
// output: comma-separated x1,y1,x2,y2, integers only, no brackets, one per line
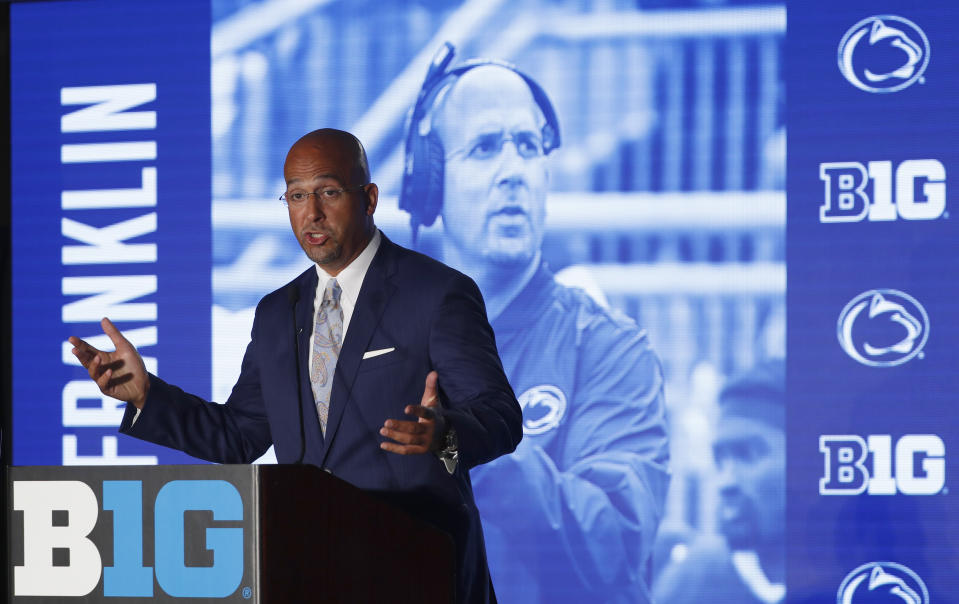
310,278,343,435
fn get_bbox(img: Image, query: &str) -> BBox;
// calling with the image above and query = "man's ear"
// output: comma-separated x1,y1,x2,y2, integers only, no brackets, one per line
364,183,379,215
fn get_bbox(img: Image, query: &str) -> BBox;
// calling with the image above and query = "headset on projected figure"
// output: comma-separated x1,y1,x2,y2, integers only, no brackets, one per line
399,42,563,246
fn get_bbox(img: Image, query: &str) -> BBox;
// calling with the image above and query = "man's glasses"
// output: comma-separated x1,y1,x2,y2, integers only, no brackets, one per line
446,131,545,161
280,185,366,206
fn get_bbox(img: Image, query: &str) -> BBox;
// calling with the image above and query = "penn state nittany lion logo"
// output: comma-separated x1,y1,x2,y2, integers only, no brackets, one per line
837,562,928,604
837,289,929,367
838,15,930,93
517,385,567,435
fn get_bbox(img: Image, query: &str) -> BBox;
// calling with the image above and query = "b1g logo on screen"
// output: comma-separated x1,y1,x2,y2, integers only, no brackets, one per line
837,562,929,604
837,289,929,367
820,160,945,223
13,479,244,598
838,15,930,93
820,434,945,495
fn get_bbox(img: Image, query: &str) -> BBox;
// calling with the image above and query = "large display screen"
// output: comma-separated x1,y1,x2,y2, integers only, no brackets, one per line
7,0,950,601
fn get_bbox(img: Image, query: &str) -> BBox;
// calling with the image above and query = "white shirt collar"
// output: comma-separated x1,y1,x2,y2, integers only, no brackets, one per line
314,228,382,314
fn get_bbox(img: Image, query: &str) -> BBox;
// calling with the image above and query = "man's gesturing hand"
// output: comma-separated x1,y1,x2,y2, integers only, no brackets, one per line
69,317,150,409
380,371,447,455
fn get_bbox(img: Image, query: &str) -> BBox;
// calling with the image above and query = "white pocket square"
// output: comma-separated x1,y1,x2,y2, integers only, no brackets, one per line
362,347,395,360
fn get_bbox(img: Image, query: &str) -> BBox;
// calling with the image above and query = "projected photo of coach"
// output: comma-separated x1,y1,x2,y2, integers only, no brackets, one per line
399,43,670,604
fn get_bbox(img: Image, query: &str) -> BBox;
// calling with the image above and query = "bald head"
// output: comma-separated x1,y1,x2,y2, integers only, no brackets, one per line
433,65,545,151
285,128,370,188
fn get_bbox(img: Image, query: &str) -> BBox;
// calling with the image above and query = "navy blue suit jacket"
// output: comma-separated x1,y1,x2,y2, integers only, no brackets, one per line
120,235,523,604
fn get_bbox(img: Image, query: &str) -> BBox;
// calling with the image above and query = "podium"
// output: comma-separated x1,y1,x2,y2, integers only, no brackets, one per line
6,464,455,602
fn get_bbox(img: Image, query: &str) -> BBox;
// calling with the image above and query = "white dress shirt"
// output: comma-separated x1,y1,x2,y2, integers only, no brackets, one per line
310,228,381,348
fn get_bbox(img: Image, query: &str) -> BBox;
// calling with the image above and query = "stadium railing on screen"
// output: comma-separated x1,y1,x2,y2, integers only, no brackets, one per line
213,189,784,376
210,2,785,199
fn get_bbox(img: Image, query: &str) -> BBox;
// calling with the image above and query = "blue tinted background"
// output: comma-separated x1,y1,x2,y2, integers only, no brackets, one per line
205,4,784,600
11,0,794,602
11,0,211,465
787,1,959,601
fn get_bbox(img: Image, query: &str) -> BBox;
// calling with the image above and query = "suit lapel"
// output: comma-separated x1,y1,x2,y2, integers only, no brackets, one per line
321,237,397,464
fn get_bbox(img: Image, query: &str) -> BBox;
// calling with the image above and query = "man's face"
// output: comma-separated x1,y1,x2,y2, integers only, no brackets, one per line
713,415,785,550
283,135,377,275
435,66,549,267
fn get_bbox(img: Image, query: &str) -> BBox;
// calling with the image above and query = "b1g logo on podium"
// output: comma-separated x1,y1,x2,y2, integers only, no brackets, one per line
819,160,945,223
838,15,930,94
13,479,245,599
837,562,929,604
820,434,945,495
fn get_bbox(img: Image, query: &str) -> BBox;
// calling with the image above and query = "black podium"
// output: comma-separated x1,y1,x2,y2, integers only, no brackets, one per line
7,464,454,602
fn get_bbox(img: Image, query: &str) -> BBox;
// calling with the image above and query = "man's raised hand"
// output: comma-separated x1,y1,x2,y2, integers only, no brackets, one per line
69,317,150,409
379,371,446,455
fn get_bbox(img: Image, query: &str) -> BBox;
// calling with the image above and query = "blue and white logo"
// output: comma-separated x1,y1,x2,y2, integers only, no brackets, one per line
837,289,928,367
837,562,928,604
13,479,244,598
819,434,945,496
838,15,930,93
518,385,567,435
819,160,946,223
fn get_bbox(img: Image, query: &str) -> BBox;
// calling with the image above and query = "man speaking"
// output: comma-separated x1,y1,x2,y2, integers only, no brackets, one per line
69,128,523,604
